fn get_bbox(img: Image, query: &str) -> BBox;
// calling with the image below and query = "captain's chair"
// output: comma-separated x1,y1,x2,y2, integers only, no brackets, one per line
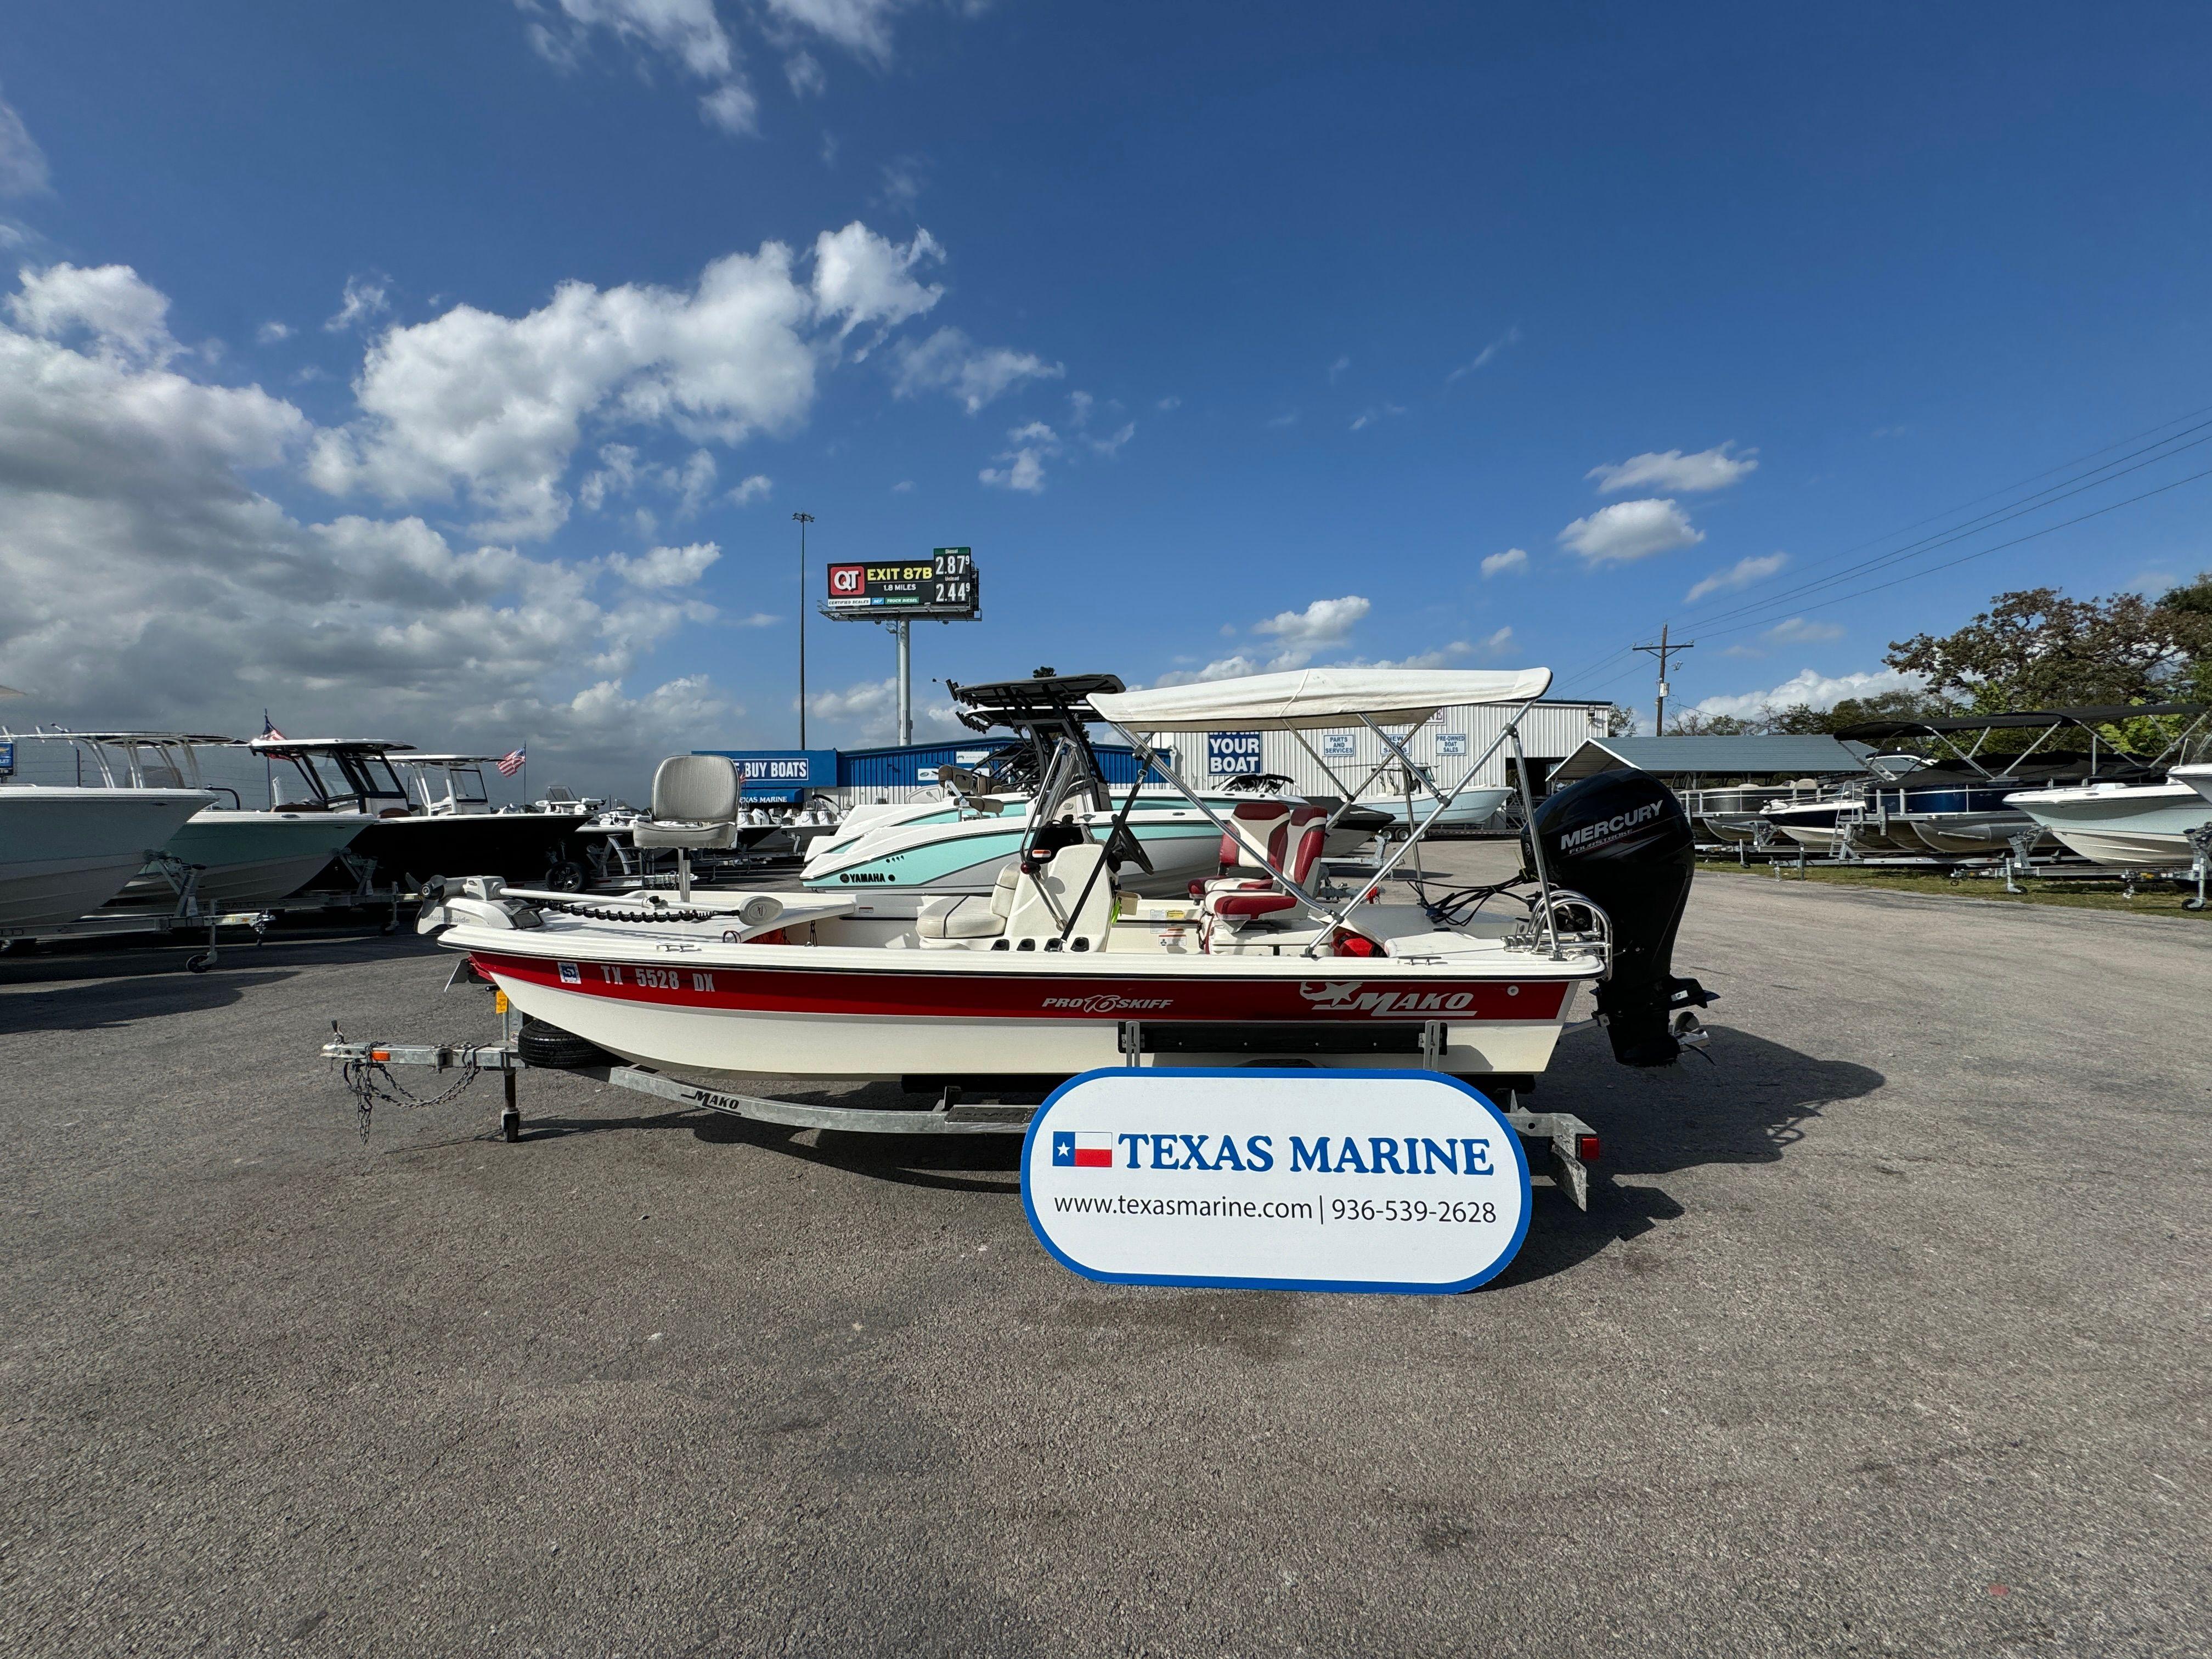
633,755,744,896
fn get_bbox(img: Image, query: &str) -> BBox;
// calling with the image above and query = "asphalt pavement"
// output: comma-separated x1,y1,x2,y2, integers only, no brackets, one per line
1,850,2205,1657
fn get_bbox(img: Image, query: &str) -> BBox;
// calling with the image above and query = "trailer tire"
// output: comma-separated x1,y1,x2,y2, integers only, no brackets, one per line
516,1018,612,1070
543,859,587,893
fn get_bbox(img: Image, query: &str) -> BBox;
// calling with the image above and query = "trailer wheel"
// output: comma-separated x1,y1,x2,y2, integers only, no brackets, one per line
2186,896,2207,912
516,1018,613,1070
543,859,587,893
185,952,215,974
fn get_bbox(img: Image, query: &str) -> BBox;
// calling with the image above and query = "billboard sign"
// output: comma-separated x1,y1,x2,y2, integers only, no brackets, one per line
695,749,837,791
1022,1070,1531,1294
825,546,979,618
1206,731,1263,775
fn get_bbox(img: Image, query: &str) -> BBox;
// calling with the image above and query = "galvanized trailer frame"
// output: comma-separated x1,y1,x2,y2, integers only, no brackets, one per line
322,994,1606,1208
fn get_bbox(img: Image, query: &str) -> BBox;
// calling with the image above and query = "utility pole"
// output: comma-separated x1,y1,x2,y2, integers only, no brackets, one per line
895,618,912,745
1634,622,1695,735
793,512,814,748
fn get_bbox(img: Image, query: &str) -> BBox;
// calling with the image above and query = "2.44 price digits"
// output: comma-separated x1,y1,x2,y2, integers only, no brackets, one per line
1329,1198,1498,1224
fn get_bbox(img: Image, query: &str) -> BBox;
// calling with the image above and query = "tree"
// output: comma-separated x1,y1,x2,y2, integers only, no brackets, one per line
1886,581,2211,711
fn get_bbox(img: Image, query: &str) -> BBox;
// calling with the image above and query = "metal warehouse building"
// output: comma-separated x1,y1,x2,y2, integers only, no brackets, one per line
702,699,1616,810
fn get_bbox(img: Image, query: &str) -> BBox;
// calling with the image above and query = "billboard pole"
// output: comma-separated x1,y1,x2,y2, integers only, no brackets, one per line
895,618,912,744
793,512,815,748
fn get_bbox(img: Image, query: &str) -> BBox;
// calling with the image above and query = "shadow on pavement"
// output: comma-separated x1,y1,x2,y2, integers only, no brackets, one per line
1493,1020,1884,1286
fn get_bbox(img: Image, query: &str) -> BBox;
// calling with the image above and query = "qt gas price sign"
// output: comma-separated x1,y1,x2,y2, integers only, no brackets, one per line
825,546,980,618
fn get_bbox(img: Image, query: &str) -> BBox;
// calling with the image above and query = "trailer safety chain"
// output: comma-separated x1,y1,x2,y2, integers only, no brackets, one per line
329,1023,488,1141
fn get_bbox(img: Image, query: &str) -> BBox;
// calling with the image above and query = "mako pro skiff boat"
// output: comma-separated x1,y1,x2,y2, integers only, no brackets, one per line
420,668,1712,1094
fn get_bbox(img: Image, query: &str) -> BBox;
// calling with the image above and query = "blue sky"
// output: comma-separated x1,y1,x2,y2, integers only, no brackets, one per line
3,2,2210,792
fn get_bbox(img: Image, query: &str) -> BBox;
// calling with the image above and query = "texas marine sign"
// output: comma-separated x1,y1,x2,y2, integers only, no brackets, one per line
1022,1069,1531,1294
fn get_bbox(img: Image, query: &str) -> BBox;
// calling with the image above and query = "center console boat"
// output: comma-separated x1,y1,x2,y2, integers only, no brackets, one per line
422,668,1714,1094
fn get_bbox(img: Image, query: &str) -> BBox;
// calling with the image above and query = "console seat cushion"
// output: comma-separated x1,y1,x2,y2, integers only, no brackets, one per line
1202,889,1298,919
917,865,1019,939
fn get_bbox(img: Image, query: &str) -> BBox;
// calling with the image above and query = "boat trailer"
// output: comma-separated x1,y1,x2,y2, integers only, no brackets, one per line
321,992,1607,1210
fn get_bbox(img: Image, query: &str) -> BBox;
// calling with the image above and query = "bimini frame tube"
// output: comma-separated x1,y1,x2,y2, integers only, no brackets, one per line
1297,695,1546,958
1098,725,1335,918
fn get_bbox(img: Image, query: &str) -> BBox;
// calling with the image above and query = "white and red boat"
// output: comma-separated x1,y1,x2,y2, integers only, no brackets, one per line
422,668,1712,1092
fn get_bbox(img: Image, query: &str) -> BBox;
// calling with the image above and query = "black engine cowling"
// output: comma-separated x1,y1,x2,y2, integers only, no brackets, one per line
1524,770,1712,1066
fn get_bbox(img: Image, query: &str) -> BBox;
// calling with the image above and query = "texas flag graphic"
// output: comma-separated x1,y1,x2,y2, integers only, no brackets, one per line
1051,1131,1116,1169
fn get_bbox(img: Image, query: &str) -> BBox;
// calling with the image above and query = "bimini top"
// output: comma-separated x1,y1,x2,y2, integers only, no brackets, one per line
1089,667,1554,732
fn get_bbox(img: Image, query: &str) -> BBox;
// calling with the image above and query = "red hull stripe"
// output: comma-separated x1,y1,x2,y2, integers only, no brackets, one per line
472,951,1570,1023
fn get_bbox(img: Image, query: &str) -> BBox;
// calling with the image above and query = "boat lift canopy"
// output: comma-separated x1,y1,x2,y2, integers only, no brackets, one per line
1088,667,1553,731
1835,703,2205,741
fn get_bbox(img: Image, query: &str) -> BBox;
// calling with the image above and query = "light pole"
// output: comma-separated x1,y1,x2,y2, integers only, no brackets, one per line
793,512,814,749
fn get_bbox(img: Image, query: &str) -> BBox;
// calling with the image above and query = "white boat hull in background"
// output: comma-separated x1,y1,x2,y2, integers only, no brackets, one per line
0,787,213,932
2006,782,2212,870
105,809,376,913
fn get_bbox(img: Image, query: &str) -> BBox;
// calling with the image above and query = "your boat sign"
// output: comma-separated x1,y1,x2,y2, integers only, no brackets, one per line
1022,1069,1531,1294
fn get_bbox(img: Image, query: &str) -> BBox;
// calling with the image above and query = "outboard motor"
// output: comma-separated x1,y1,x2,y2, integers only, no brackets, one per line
1526,771,1713,1066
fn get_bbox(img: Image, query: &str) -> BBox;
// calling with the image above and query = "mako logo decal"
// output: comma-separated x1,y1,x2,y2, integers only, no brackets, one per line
1299,980,1479,1014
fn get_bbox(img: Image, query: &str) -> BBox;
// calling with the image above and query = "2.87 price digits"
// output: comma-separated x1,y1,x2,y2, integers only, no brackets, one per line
1329,1198,1498,1224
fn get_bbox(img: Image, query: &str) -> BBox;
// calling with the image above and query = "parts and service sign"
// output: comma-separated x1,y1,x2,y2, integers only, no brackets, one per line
1022,1069,1530,1295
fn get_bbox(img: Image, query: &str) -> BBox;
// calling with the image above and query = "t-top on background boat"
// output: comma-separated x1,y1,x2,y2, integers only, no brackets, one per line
419,666,1715,1100
798,671,1397,897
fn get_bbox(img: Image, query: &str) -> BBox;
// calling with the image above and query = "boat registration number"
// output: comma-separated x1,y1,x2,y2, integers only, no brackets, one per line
602,964,715,991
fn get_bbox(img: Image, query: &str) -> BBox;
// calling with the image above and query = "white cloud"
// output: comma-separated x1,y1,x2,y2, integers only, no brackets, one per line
522,0,758,136
257,320,294,345
1348,403,1404,431
606,540,720,588
1763,616,1843,644
727,472,772,504
1253,595,1370,647
980,421,1056,493
1557,497,1703,565
1156,394,1181,411
783,50,827,97
759,0,915,63
1694,667,1920,722
1147,650,1313,688
0,86,50,198
1265,410,1298,428
1088,420,1135,457
1475,625,1512,654
1480,547,1527,579
1588,442,1757,495
890,478,913,492
8,263,177,364
893,326,1062,414
0,266,737,794
1685,551,1786,602
324,275,390,333
308,240,823,539
811,221,941,349
1445,325,1520,383
877,155,927,210
805,672,964,743
1327,354,1350,383
699,81,760,134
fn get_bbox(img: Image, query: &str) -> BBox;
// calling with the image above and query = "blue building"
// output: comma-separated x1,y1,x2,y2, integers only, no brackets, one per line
697,740,1163,804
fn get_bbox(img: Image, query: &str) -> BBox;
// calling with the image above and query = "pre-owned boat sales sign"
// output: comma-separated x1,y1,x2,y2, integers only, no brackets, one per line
1022,1069,1530,1294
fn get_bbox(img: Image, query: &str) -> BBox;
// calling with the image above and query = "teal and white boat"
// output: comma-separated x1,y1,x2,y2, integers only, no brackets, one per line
800,673,1393,897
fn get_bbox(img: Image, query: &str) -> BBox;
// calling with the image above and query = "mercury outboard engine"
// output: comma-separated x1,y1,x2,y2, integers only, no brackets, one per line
1526,771,1713,1066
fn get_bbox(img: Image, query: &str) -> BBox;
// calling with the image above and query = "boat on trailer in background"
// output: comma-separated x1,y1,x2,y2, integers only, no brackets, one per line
798,672,1396,899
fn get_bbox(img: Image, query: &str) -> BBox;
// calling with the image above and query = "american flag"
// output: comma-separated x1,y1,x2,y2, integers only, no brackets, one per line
262,713,285,741
496,746,527,777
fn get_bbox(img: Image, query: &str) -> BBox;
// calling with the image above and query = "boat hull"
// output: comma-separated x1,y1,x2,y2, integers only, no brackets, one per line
466,943,1584,1081
2008,785,2211,870
106,810,375,912
804,814,1227,896
348,812,589,889
0,788,212,932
